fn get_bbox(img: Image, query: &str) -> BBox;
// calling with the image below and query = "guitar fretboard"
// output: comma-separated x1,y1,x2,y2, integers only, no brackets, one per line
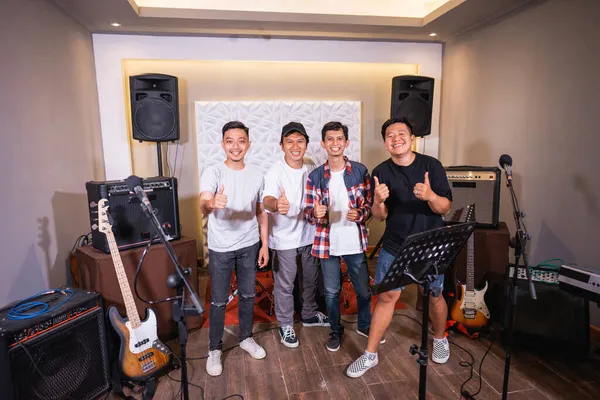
466,233,475,292
106,231,142,328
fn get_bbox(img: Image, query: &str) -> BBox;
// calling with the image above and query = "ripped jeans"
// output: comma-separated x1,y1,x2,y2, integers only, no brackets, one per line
208,242,259,351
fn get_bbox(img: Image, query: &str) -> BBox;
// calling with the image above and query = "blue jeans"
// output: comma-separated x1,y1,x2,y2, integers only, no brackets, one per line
321,252,372,336
374,247,444,296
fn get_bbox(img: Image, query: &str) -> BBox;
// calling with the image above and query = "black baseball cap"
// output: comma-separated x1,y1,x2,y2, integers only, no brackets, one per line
281,122,309,144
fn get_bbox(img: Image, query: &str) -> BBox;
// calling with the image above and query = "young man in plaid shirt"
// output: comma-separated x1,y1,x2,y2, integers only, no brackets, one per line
303,121,376,351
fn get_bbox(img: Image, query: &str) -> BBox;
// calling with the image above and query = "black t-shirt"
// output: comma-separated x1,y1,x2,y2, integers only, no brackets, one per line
372,153,453,255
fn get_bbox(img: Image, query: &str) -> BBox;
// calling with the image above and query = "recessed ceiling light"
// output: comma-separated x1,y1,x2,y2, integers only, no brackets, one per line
429,33,437,37
111,22,121,27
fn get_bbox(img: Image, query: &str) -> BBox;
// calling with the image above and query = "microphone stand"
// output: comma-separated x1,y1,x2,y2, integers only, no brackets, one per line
138,199,203,400
501,170,536,400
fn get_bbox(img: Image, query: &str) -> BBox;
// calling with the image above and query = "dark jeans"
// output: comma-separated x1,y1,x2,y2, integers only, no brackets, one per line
320,252,372,336
208,242,259,351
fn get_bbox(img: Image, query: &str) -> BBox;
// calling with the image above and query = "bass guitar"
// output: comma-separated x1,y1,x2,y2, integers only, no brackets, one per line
96,199,172,381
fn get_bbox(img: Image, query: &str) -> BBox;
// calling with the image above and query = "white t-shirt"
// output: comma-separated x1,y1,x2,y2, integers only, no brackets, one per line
263,159,316,251
199,162,264,252
328,169,362,256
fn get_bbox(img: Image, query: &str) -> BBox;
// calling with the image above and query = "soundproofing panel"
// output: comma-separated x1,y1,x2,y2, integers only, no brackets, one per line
195,100,362,264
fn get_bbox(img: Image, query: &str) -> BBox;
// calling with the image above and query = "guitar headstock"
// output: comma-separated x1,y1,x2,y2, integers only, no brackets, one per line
97,199,113,235
463,203,476,223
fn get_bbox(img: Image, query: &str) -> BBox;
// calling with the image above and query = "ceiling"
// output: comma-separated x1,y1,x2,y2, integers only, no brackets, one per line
52,0,542,42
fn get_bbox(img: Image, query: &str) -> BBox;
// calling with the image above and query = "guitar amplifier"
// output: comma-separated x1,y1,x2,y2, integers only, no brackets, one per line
86,176,181,253
0,288,110,400
443,166,501,228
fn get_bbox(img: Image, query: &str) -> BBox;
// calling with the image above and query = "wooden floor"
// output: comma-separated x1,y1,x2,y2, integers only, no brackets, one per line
107,279,600,400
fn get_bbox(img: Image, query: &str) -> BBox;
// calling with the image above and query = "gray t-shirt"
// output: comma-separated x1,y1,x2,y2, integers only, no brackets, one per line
199,162,264,252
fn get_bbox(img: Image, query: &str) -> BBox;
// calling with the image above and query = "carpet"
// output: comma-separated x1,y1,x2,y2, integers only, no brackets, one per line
201,267,407,327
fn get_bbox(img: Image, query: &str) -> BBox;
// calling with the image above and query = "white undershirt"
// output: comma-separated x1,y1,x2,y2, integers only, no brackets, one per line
328,169,362,256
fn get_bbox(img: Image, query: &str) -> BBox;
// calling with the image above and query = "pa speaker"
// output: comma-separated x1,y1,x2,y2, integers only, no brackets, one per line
129,74,180,142
391,75,434,137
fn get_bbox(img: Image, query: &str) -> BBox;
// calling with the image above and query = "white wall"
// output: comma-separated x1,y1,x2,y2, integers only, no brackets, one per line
0,0,103,306
91,34,443,181
441,0,600,323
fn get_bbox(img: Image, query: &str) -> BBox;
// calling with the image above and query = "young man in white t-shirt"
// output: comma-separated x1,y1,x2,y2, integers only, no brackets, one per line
263,122,330,348
303,122,376,352
199,121,270,377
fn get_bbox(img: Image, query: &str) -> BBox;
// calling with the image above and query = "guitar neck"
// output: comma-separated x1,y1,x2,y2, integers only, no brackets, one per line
466,232,475,292
106,231,141,328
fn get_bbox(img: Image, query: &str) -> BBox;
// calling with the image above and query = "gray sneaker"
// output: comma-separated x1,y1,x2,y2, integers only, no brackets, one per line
302,311,330,327
279,326,299,348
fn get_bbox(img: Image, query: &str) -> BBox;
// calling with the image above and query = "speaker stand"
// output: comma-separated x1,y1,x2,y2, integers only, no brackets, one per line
156,142,164,176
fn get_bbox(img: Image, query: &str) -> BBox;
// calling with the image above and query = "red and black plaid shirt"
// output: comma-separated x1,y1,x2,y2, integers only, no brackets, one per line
303,157,372,259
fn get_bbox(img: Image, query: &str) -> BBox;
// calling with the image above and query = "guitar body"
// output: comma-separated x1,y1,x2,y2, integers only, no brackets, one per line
108,306,172,381
450,282,490,330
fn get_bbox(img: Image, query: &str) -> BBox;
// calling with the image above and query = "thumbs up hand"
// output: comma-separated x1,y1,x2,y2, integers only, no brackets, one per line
211,185,228,209
413,172,432,201
313,194,327,219
276,187,290,215
373,176,390,205
347,202,359,222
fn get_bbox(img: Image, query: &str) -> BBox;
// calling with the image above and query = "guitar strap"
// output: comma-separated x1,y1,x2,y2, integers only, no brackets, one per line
110,361,157,400
446,319,480,340
143,377,157,400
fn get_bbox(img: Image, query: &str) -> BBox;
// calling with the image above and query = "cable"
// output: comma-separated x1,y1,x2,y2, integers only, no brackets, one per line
187,326,280,360
133,238,183,306
15,341,79,400
173,141,180,179
221,395,244,399
7,288,74,320
390,312,496,400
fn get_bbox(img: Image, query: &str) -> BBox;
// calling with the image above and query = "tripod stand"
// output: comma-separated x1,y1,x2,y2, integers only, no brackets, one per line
499,156,536,399
126,175,204,400
372,222,476,400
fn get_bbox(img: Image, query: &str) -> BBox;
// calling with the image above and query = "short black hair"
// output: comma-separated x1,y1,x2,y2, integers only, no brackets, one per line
321,121,349,141
222,121,249,138
381,117,414,140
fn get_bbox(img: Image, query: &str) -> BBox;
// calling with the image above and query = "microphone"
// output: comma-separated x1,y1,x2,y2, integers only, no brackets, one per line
125,175,152,211
499,154,513,181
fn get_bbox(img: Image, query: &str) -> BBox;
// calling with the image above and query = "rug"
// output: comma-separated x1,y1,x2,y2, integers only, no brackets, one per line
200,267,407,327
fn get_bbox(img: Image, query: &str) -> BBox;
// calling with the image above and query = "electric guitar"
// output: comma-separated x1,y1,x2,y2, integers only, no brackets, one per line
96,199,172,381
450,204,491,330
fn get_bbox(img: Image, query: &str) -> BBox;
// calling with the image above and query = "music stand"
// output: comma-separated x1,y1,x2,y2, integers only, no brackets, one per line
372,222,476,400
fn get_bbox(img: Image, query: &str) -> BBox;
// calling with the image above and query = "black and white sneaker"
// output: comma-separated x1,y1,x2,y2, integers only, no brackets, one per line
432,337,450,364
279,326,299,348
302,311,330,327
326,333,341,352
346,352,379,378
356,327,386,344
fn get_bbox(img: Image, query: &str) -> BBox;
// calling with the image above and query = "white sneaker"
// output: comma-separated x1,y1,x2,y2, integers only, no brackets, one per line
346,352,379,378
206,349,223,376
239,337,267,359
432,337,450,364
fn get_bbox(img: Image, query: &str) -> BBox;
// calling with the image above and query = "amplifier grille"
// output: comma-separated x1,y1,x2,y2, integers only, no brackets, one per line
7,308,109,400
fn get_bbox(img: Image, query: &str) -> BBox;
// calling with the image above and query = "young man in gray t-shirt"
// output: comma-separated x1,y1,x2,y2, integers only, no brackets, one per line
199,121,270,377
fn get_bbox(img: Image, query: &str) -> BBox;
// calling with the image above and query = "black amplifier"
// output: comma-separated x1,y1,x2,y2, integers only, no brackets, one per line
86,176,181,253
0,288,109,400
443,166,501,228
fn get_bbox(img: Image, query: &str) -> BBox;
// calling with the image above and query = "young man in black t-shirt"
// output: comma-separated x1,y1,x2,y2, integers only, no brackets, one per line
347,117,453,378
